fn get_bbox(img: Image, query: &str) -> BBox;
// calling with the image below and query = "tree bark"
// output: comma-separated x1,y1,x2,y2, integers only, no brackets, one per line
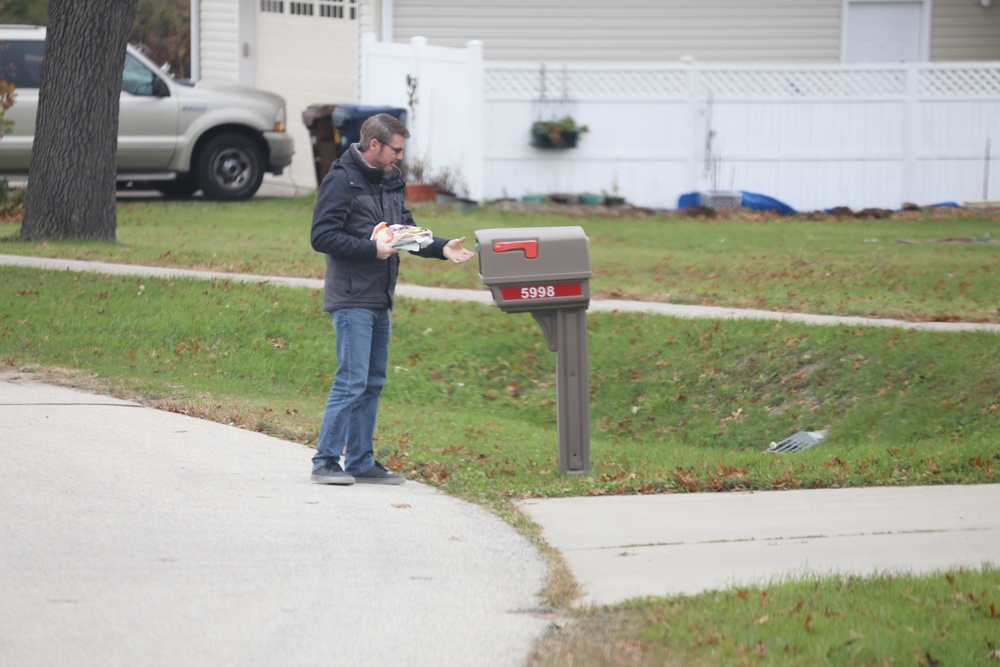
19,0,137,241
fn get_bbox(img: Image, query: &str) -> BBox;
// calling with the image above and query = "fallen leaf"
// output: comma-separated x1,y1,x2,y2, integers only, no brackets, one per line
391,503,411,509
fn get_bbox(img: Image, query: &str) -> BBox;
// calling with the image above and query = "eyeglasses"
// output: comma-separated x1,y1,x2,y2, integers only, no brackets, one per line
379,140,404,155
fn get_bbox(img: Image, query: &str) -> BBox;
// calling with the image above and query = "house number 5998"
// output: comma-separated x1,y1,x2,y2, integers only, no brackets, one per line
521,285,556,299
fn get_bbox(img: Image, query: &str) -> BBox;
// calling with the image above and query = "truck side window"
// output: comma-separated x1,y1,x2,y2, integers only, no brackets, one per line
122,53,160,96
0,40,45,89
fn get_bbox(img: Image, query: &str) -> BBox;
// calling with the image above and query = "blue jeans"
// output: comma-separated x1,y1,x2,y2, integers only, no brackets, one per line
312,308,391,475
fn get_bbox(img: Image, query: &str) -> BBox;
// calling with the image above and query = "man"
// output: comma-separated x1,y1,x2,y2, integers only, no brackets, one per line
309,113,475,485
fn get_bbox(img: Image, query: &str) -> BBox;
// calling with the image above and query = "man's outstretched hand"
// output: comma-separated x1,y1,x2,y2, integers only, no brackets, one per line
443,237,475,264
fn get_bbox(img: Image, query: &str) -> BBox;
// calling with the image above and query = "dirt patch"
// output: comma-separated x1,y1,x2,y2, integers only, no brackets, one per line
484,199,1000,223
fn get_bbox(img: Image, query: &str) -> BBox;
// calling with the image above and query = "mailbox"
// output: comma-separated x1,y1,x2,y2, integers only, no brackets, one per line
476,226,590,314
475,226,591,475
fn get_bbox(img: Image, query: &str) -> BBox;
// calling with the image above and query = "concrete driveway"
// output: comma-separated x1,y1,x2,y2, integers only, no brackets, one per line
0,374,551,667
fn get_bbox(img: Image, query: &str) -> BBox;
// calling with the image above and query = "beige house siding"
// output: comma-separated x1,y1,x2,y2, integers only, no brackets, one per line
389,0,843,63
931,0,1000,61
359,0,379,36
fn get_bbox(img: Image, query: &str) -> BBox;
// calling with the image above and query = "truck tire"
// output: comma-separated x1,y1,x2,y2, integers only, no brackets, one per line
195,133,264,201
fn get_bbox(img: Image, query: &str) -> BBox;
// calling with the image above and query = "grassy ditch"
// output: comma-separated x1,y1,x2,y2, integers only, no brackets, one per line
3,267,997,500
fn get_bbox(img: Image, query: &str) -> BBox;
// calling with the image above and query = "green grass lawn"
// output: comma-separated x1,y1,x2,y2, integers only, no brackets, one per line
1,197,998,666
531,567,1000,666
2,197,997,322
4,267,996,497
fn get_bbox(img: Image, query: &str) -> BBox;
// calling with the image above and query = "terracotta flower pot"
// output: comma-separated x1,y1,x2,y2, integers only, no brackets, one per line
405,184,436,202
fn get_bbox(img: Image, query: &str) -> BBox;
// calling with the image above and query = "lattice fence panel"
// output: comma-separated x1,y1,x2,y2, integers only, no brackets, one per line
488,63,1000,101
485,65,688,100
699,68,906,98
484,68,544,99
920,67,1000,97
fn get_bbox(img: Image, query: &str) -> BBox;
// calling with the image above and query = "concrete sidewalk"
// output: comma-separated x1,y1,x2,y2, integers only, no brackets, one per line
0,374,550,667
3,254,998,333
517,485,1000,606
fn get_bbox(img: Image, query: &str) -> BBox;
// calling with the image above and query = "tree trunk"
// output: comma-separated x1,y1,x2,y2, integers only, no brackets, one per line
19,0,137,242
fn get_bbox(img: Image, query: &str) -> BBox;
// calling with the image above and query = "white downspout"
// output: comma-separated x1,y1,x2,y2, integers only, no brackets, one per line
190,0,201,80
381,0,394,42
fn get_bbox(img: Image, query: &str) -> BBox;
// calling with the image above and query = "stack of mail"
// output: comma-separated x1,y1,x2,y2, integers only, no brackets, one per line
370,222,434,252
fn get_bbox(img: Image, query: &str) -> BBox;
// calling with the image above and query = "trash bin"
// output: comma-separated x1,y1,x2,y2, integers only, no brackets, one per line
301,103,340,187
331,104,407,153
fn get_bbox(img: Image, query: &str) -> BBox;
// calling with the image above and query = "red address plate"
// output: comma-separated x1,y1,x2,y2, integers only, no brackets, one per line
500,283,583,301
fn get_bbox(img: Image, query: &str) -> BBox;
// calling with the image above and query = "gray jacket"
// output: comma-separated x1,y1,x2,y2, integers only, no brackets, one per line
310,145,448,312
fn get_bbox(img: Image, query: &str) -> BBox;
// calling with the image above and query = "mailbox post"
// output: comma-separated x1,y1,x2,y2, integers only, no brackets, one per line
475,226,591,475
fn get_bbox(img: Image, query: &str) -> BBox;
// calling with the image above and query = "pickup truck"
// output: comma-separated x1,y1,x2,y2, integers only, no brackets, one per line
0,25,294,200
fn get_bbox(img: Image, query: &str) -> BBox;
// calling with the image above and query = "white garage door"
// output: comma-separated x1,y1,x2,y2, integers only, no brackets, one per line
845,1,927,63
256,0,360,190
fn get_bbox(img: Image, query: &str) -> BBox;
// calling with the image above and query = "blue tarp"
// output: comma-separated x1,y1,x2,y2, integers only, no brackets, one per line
331,104,407,151
676,192,701,210
741,191,797,215
677,191,797,215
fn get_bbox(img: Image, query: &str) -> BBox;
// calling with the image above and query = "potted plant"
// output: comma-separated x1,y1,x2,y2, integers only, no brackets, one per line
455,196,478,214
548,192,577,204
430,165,464,205
603,170,626,206
400,155,435,202
530,116,589,149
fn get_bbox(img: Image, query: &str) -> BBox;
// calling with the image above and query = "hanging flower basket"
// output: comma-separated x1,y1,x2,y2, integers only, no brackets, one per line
531,130,579,149
530,116,588,149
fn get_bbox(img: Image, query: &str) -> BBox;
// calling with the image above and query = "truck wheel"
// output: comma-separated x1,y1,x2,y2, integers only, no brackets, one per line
195,133,264,201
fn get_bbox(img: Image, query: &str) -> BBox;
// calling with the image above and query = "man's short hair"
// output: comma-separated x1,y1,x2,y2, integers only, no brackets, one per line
359,113,409,150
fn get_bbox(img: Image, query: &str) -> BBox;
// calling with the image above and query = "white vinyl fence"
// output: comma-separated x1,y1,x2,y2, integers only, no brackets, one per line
362,35,1000,212
359,33,484,201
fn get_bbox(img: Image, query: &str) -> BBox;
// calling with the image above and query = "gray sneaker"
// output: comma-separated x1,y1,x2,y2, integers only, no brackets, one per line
353,461,405,485
311,462,355,485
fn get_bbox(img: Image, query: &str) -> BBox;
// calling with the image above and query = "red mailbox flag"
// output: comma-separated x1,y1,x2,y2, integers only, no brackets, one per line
492,240,538,259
